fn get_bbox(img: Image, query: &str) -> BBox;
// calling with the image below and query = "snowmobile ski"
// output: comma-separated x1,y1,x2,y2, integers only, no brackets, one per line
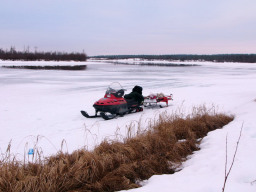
100,112,117,120
80,110,100,118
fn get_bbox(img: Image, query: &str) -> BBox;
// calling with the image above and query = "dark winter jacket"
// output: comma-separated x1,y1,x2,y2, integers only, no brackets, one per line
124,85,144,104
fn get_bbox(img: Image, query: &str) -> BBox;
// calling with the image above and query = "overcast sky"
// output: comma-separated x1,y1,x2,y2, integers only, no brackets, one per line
0,0,255,56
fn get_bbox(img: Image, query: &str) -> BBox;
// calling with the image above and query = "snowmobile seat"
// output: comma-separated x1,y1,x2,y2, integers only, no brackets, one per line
125,98,140,108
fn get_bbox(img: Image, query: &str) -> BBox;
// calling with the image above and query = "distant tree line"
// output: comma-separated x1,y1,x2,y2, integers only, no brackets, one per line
91,54,256,63
0,47,87,61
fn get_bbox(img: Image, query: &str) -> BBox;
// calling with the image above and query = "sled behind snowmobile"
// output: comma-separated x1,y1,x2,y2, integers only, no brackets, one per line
143,93,173,108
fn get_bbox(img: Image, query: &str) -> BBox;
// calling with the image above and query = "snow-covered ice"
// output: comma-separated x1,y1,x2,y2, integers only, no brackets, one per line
0,60,256,191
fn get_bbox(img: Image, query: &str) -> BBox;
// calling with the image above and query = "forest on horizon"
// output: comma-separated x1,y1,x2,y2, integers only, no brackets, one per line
1,46,256,63
0,47,87,62
91,54,256,63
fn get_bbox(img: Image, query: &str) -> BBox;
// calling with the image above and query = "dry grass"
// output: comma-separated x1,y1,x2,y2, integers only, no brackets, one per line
0,107,234,192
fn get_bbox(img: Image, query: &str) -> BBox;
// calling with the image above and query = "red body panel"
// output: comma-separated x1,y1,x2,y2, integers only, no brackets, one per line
94,93,127,106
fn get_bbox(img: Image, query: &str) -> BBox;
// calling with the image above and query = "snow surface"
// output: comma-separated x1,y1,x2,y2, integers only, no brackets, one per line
0,60,256,191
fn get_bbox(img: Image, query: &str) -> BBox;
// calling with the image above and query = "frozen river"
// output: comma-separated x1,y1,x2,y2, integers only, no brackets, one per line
0,60,255,157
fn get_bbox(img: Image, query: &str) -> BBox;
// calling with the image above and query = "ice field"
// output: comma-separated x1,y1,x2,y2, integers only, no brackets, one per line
0,60,256,191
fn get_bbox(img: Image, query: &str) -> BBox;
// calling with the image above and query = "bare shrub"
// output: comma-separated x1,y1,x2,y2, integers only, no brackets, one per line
222,124,243,192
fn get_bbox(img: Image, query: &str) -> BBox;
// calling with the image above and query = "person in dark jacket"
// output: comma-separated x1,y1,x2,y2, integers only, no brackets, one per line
124,85,144,105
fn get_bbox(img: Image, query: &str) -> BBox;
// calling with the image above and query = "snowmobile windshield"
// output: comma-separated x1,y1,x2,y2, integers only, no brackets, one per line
106,82,125,97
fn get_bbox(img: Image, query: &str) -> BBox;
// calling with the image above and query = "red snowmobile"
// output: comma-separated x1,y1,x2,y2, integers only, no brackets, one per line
80,82,143,120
